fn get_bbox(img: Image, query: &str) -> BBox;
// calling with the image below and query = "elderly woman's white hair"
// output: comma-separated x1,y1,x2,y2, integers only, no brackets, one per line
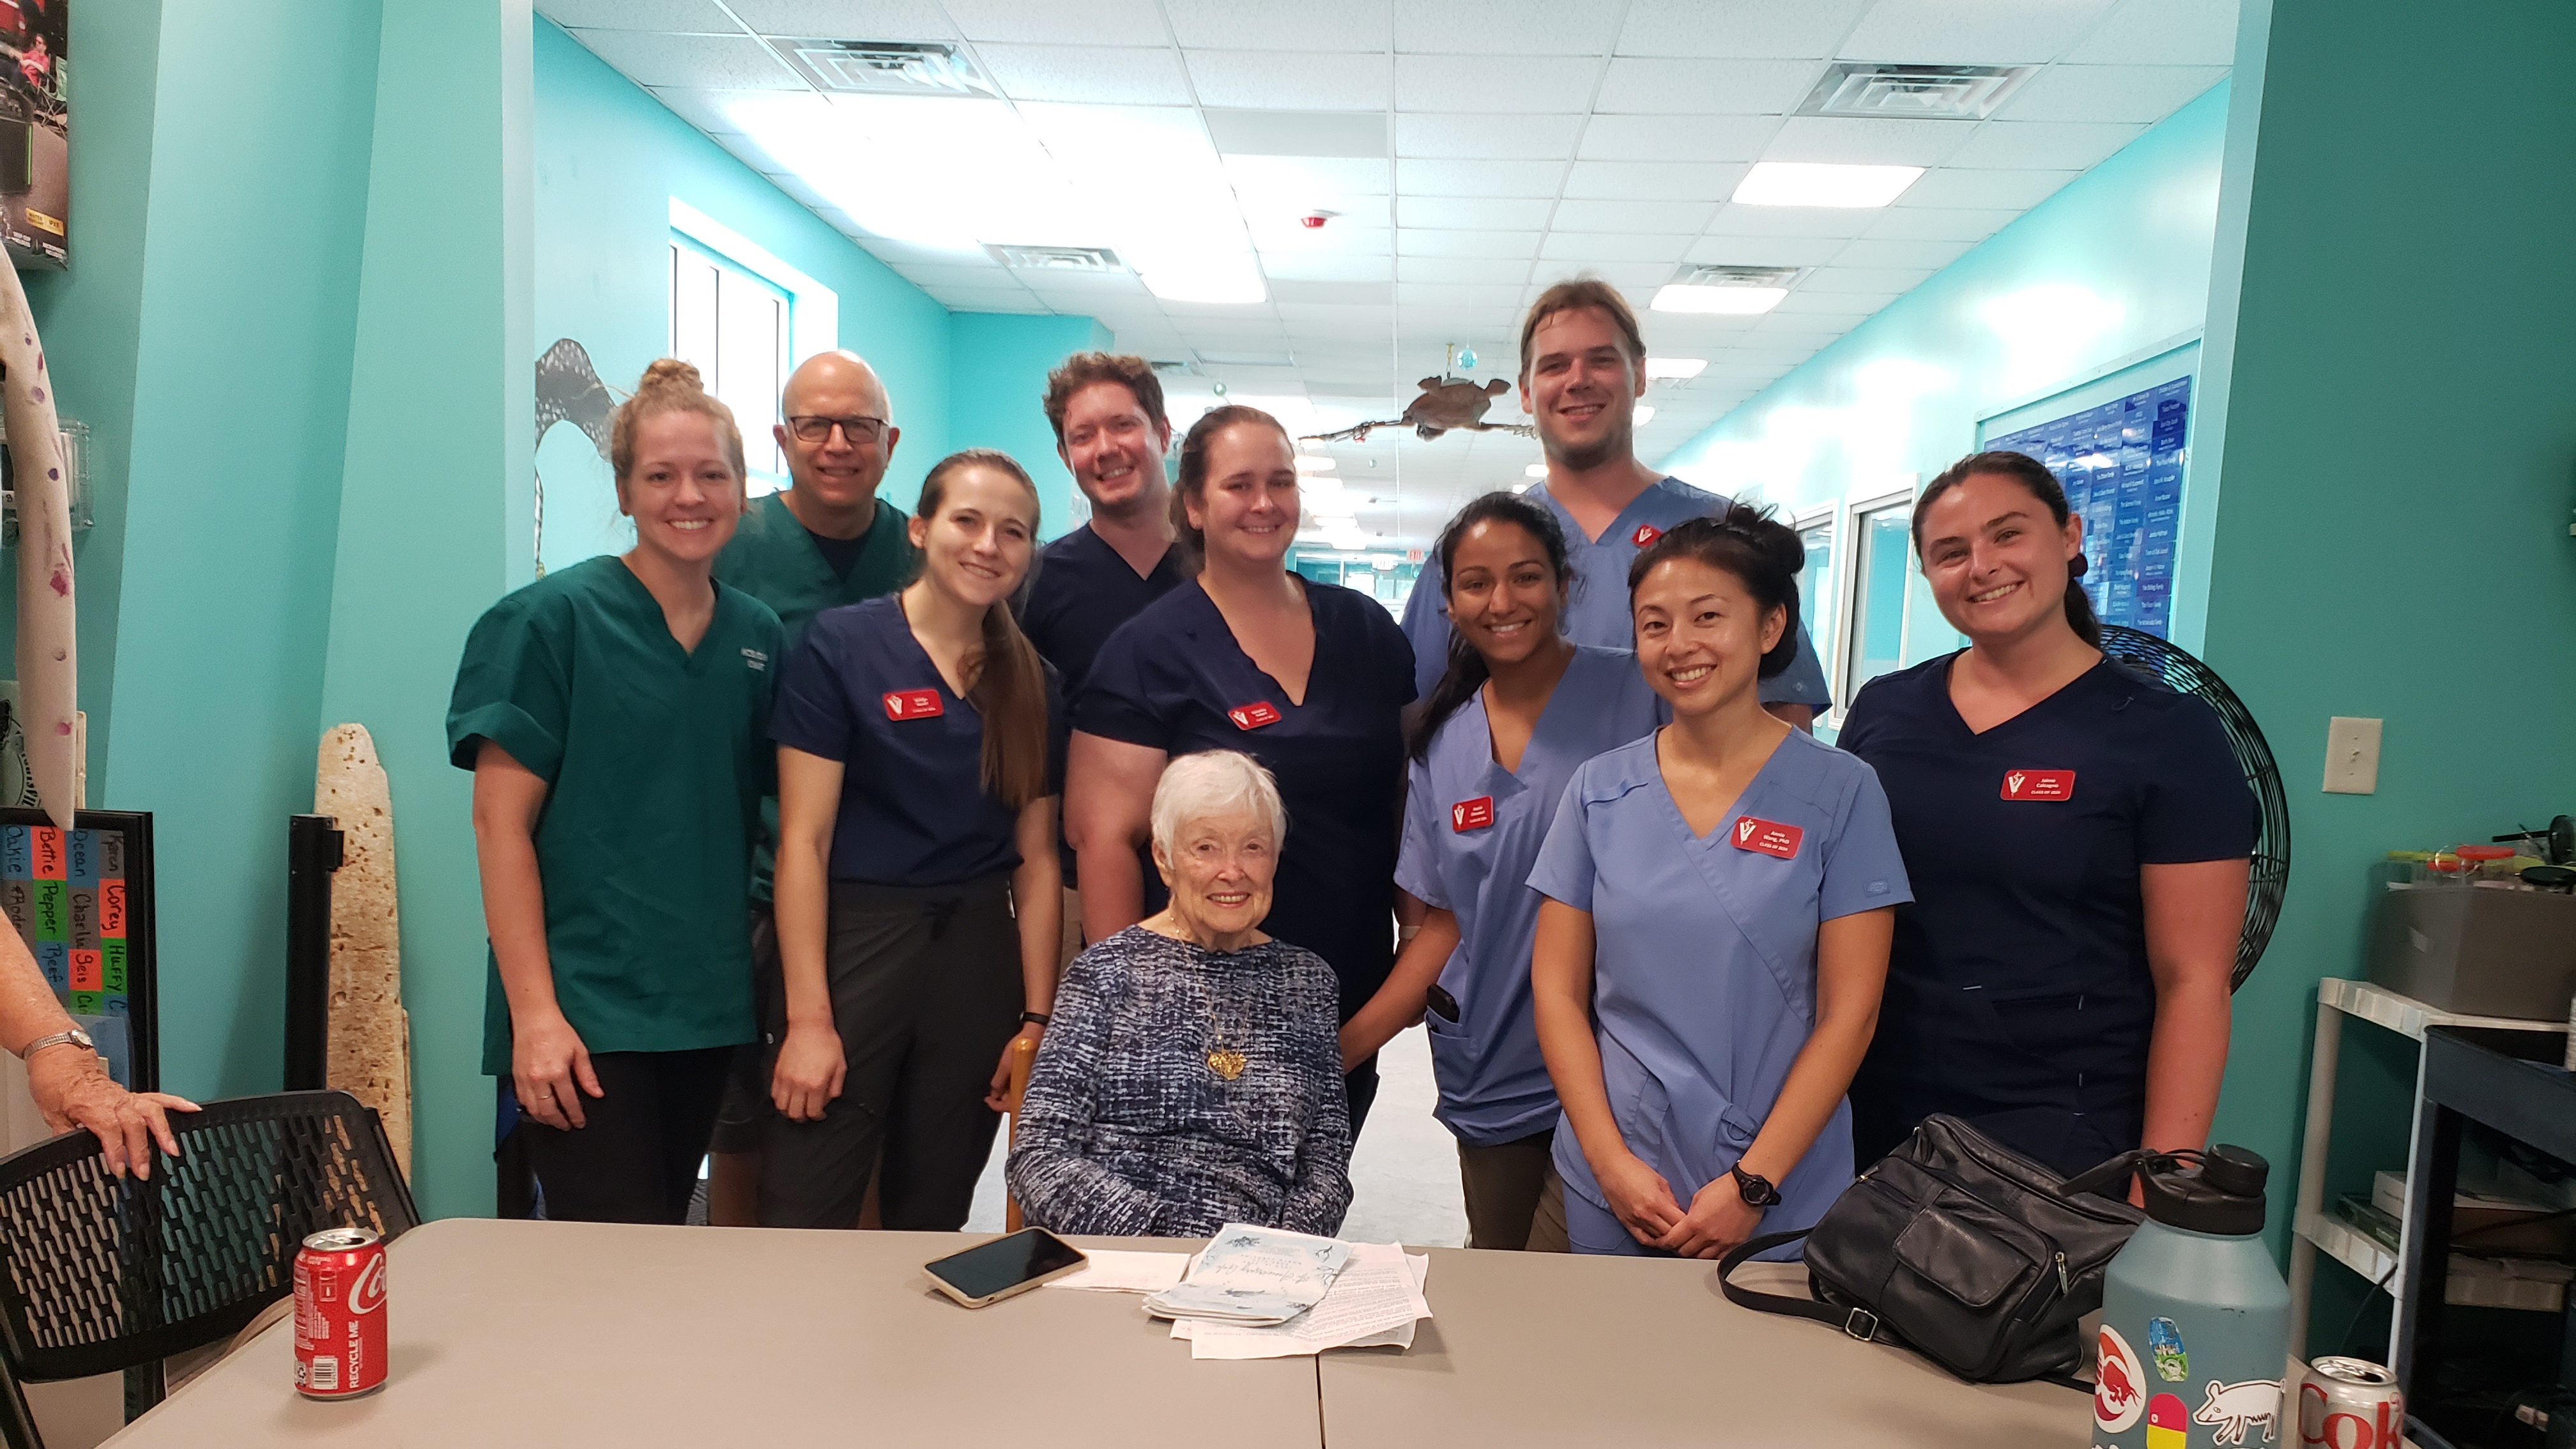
1150,750,1287,861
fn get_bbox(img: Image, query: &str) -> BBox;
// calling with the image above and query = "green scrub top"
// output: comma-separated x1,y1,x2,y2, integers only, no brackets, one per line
446,555,786,1076
712,489,919,899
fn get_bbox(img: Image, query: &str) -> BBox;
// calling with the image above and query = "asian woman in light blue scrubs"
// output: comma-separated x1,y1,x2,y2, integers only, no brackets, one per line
1340,492,1660,1251
1531,509,1909,1259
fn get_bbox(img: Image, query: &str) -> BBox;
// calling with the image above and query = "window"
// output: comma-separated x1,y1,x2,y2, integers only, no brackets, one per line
1839,498,1913,709
670,237,791,491
1794,512,1837,689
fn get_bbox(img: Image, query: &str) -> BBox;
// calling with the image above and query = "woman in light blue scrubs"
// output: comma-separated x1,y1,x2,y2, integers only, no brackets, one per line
1340,492,1662,1252
1531,509,1909,1259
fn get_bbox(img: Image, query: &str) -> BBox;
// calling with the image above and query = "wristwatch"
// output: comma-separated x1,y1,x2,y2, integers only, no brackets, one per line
20,1025,94,1061
1731,1162,1782,1208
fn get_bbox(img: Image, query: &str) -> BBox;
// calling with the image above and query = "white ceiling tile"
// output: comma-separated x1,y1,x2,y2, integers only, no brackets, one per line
1016,269,1152,296
1397,282,1531,309
567,30,800,88
540,0,739,31
1892,168,2078,210
1593,58,1821,115
892,262,1014,289
1801,266,1935,294
1395,55,1599,112
1703,202,1880,238
2067,0,2242,66
1747,312,1855,338
1562,160,1746,201
1683,234,1850,266
729,0,954,34
1260,253,1396,282
1537,232,1694,263
1773,288,1897,316
1614,0,1875,59
1549,197,1718,233
1395,157,1567,196
942,0,1167,45
1397,195,1556,229
1864,206,2019,241
1399,228,1544,259
1184,50,1393,111
648,87,771,136
1945,121,2146,171
1761,116,1972,168
1167,0,1395,50
976,44,1193,104
1397,256,1533,286
1566,261,1674,290
1249,220,1396,253
1578,114,1781,162
939,286,1052,312
1998,65,2228,124
1227,153,1393,197
1837,0,2120,65
1275,300,1393,327
1832,237,1974,271
1395,114,1584,160
1395,0,1623,55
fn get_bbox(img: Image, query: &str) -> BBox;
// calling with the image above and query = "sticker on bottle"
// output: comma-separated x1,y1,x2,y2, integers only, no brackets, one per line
2191,1380,2280,1446
1630,523,1663,548
2147,1316,2187,1382
1451,796,1495,832
1227,701,1282,730
1729,816,1802,859
882,689,944,721
2000,768,2076,801
2147,1393,2189,1449
2094,1325,2145,1434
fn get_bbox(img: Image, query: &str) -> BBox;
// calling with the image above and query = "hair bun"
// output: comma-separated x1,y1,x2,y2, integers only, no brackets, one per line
638,357,706,392
1717,500,1805,576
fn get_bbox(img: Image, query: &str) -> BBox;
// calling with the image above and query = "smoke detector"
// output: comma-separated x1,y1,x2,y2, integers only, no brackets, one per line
772,40,999,98
1797,64,2034,121
984,244,1124,272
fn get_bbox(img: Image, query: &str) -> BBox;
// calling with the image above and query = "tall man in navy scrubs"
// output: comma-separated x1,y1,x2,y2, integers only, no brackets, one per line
1399,280,1833,725
703,349,921,1224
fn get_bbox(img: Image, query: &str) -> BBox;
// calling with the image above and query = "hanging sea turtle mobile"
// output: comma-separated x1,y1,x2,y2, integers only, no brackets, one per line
1301,374,1538,445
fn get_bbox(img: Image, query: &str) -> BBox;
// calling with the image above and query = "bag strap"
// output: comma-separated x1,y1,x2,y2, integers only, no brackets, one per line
1715,1231,1885,1344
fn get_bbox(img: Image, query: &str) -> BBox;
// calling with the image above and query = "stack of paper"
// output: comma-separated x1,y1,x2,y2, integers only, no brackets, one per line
1144,1225,1351,1328
1171,1244,1433,1360
1044,1250,1191,1294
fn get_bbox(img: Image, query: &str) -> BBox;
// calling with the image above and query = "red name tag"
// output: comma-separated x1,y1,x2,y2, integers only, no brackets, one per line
882,689,944,721
2000,769,2076,802
1227,701,1282,730
1451,796,1495,832
1630,523,1664,548
1731,816,1802,859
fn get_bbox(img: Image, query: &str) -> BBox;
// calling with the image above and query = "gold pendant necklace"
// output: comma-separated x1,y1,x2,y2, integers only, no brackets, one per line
1206,1048,1247,1081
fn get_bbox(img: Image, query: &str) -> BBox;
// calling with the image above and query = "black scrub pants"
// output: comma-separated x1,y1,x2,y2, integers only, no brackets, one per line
756,876,1021,1230
520,1046,733,1224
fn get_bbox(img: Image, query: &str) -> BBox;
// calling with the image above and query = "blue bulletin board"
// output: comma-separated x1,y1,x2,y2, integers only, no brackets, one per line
1983,376,2191,639
0,810,158,1091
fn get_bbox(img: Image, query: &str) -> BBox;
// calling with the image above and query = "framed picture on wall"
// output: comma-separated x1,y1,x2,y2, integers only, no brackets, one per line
0,809,158,1092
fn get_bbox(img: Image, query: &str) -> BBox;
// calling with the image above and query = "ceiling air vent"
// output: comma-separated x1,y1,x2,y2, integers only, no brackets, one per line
985,244,1124,273
1797,64,2034,121
1675,264,1806,289
773,40,998,98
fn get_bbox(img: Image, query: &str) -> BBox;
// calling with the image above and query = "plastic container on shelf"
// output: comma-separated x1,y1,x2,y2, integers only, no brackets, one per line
2423,850,2469,886
2381,851,2434,889
2458,845,2518,886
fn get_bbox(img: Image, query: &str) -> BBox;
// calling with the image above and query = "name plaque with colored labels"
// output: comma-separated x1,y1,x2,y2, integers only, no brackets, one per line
2000,769,2076,802
1450,796,1494,832
1227,701,1282,731
882,689,944,721
0,809,158,1092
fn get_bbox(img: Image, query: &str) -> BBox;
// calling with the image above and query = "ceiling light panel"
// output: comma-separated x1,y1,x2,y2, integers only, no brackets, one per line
1595,57,1825,114
1733,162,1924,207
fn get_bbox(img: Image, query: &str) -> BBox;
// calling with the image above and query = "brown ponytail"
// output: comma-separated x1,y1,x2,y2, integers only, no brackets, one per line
916,448,1052,808
1912,449,2101,648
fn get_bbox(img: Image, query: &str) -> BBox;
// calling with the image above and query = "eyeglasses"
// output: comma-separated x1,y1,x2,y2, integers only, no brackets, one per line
786,414,889,445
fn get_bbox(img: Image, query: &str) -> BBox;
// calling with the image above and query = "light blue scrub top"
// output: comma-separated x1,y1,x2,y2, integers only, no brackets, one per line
1395,647,1665,1147
1528,728,1911,1246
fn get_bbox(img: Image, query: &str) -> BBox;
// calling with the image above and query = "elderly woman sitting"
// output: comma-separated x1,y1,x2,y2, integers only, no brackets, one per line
1007,750,1352,1238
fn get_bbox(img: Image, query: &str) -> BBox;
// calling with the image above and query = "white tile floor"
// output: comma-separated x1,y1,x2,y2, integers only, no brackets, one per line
968,1024,1469,1246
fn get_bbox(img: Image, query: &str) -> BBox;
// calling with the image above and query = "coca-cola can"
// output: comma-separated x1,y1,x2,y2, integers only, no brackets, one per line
292,1227,388,1399
2300,1356,2405,1449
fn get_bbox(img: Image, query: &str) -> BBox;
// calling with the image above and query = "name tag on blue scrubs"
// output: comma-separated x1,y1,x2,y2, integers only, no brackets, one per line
2000,768,2076,802
1450,795,1495,832
1730,815,1802,859
1226,700,1282,730
882,688,943,721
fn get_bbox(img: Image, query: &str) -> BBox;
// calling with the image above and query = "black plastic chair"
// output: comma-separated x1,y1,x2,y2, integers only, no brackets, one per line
0,1090,418,1448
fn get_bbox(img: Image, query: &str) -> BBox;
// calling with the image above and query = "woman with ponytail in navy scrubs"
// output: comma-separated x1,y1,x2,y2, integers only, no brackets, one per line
1340,492,1662,1250
1839,451,2253,1179
1067,406,1414,1133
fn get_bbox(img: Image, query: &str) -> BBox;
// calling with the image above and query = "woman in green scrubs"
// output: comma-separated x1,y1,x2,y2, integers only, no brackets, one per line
448,358,786,1224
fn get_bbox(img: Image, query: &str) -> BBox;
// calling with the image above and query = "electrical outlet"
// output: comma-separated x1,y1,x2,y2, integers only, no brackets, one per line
2323,716,2382,794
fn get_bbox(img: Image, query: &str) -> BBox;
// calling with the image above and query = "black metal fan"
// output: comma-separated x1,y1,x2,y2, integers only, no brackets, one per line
2097,624,2290,991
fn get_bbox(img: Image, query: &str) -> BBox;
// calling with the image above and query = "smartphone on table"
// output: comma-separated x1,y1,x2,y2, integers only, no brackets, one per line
924,1228,1088,1308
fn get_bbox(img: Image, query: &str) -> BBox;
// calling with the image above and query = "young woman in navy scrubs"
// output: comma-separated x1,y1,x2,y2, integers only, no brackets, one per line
1339,492,1660,1249
1839,451,2251,1179
1531,511,1908,1259
762,448,1063,1230
1068,405,1415,1131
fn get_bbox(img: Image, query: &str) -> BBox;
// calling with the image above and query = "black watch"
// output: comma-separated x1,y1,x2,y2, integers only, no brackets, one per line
1731,1162,1781,1208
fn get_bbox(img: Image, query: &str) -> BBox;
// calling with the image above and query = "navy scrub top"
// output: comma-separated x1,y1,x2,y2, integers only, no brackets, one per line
1075,579,1416,1021
1021,524,1189,693
770,594,1064,887
1837,653,2255,1177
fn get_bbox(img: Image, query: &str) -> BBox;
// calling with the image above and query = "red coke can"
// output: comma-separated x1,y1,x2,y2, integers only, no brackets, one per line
2299,1356,2405,1449
293,1227,388,1399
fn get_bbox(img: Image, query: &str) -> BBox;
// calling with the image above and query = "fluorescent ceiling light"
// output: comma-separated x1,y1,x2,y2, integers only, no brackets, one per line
1524,463,1548,478
1731,162,1924,208
1632,406,1657,425
1645,357,1708,379
1652,284,1786,316
1294,454,1336,471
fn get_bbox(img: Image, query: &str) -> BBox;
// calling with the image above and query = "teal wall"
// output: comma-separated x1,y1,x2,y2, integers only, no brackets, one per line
947,312,1114,532
2192,0,2576,1289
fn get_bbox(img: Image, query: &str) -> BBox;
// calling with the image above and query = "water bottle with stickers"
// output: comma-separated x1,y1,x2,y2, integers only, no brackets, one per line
2063,1145,2291,1449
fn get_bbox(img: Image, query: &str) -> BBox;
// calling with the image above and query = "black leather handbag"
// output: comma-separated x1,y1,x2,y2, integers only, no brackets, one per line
1718,1114,2142,1386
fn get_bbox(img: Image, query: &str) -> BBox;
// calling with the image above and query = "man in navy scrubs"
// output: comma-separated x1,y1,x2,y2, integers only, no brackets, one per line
704,349,921,1225
1398,280,1832,726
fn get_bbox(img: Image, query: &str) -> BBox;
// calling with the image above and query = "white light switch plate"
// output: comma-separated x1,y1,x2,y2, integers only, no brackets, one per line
2323,716,2382,794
